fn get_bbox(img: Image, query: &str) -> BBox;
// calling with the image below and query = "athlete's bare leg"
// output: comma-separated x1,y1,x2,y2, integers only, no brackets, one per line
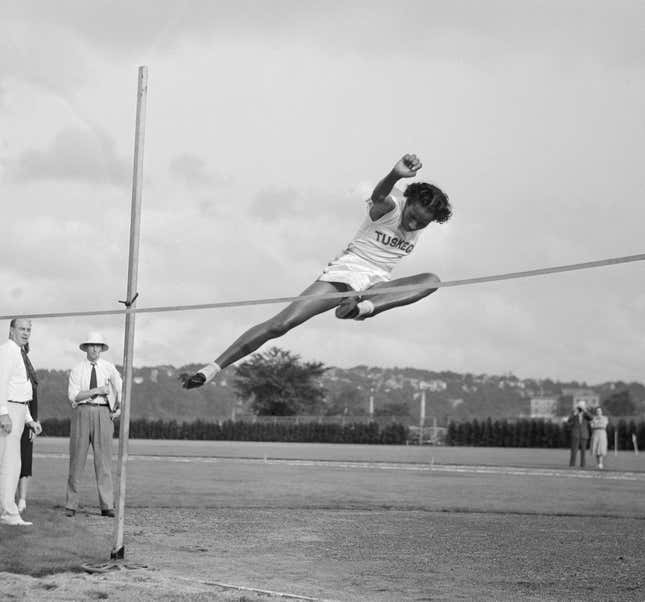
180,281,347,388
216,280,346,367
336,273,440,319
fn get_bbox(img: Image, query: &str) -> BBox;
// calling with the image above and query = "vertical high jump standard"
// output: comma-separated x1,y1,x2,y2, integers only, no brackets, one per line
111,66,148,560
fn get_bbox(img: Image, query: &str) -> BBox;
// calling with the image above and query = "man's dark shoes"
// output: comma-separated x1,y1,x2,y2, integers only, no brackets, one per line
335,297,361,320
178,372,206,389
65,508,76,517
101,509,115,518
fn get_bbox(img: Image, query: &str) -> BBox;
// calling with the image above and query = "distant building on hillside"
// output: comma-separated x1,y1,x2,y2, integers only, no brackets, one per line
530,397,558,419
384,377,404,389
419,379,447,392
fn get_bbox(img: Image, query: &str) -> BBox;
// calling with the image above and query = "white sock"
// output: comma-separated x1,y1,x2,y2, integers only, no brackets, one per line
198,362,221,383
356,300,375,318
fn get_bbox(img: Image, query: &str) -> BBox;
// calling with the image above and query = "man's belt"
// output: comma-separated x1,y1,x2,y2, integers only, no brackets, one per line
8,400,31,405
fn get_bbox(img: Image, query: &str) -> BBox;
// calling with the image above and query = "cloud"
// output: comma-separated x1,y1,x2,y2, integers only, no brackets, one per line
0,19,89,95
4,127,129,187
249,187,300,221
168,153,232,188
5,0,645,69
0,210,127,293
249,185,368,222
246,184,373,264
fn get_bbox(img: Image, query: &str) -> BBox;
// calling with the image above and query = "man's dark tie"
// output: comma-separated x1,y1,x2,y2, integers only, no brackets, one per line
90,363,98,390
21,344,38,420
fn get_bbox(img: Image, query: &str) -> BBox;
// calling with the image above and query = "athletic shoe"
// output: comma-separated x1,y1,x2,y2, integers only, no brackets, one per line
1,515,32,526
101,509,115,518
179,363,219,389
335,297,361,320
65,508,76,517
17,499,26,513
178,372,206,389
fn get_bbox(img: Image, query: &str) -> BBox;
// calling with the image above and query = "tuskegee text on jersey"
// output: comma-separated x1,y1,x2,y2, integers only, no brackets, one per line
374,230,415,253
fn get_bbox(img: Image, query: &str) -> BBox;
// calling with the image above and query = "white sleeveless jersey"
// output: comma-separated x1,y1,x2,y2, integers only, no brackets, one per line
345,192,421,273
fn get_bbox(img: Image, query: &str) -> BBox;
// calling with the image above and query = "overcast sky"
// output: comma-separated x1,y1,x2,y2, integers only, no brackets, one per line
1,0,644,383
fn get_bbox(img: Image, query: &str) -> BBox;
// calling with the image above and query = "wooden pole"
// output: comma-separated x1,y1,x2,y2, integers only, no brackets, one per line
419,389,426,445
111,66,148,560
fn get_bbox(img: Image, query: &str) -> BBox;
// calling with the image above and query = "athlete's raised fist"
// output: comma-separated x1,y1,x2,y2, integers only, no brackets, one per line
393,154,422,178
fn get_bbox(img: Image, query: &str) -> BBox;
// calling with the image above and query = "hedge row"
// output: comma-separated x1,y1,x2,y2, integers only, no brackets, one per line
40,418,409,445
446,418,645,449
39,416,645,449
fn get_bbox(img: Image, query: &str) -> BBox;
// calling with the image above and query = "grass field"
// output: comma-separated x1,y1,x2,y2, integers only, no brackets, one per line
1,438,644,601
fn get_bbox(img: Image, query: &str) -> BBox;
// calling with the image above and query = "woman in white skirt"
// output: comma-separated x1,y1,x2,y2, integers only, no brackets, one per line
590,407,609,469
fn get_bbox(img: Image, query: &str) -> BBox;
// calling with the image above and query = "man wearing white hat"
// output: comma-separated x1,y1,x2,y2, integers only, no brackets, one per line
65,332,122,517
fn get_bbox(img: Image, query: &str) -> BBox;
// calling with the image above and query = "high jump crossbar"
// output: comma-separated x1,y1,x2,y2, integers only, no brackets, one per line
2,252,644,321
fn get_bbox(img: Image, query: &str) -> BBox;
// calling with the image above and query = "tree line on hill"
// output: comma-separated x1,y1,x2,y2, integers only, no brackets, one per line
35,349,645,448
34,346,645,423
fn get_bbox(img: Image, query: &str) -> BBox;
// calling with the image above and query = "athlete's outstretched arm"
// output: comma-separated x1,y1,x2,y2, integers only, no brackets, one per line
369,154,422,220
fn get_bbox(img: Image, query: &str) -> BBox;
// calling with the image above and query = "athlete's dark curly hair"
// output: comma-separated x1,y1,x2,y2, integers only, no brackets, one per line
404,182,452,224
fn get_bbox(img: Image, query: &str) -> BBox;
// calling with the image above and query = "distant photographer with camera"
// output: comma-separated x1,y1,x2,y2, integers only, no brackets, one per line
567,400,592,467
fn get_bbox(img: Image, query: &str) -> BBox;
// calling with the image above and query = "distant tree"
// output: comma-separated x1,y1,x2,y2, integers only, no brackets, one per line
603,390,636,416
446,421,457,445
482,417,493,446
528,419,539,447
492,419,503,446
325,384,366,416
471,419,481,446
233,347,327,416
501,420,512,447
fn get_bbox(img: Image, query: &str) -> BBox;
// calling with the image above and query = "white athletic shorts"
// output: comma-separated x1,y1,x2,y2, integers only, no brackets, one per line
318,252,391,292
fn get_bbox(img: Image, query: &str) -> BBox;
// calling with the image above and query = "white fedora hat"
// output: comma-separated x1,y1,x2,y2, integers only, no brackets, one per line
79,332,109,352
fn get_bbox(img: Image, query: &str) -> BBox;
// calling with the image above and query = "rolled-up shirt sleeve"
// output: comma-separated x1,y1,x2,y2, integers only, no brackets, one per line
0,345,10,415
111,365,123,404
68,364,82,404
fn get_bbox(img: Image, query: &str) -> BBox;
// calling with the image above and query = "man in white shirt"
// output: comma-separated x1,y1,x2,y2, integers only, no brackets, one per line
65,332,122,518
0,318,43,526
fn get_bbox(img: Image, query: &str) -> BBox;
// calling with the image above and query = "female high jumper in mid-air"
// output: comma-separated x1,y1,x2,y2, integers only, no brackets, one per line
180,153,453,389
